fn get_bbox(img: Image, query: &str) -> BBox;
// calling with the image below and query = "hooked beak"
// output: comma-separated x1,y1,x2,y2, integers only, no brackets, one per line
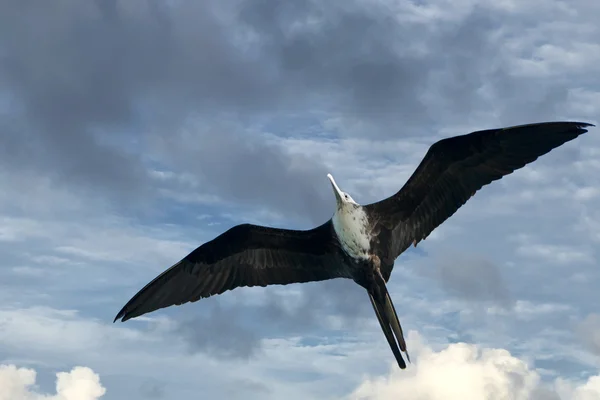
327,173,344,204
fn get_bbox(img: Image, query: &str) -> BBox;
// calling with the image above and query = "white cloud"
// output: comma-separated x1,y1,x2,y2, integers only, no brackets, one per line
349,332,600,400
0,364,106,400
555,376,600,400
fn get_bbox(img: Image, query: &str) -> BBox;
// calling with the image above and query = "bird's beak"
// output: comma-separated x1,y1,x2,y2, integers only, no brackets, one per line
327,173,344,204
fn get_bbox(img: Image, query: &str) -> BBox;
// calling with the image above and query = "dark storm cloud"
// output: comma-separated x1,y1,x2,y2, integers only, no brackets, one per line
0,0,584,217
139,380,165,400
576,313,600,355
224,378,270,398
425,251,513,306
153,125,334,224
235,1,580,131
258,279,372,331
175,300,263,359
237,0,434,126
0,0,281,202
173,279,371,359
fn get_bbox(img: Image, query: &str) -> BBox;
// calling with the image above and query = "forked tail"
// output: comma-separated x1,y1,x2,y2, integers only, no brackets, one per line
368,270,410,369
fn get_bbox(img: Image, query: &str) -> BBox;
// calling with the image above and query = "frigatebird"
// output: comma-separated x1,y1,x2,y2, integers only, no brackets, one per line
114,121,593,369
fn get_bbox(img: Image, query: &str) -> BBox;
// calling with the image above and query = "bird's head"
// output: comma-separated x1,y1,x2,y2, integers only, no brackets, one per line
327,173,359,209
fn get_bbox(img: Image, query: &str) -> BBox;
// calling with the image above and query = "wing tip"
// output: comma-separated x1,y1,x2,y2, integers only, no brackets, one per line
500,121,594,134
572,121,595,131
113,305,135,323
113,309,125,323
569,121,594,126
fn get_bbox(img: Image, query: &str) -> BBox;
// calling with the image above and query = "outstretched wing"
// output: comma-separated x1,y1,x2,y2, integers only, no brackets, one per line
114,220,346,322
366,121,593,268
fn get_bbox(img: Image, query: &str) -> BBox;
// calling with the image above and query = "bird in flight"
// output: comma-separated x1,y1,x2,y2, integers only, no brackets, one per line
114,121,593,369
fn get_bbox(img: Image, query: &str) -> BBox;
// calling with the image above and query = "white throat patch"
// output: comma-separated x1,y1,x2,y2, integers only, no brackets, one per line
332,205,371,260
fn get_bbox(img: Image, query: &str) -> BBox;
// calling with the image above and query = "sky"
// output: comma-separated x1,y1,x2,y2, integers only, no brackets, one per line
0,0,599,399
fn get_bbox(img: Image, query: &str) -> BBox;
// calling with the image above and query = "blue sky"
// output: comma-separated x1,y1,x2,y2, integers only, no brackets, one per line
1,0,599,399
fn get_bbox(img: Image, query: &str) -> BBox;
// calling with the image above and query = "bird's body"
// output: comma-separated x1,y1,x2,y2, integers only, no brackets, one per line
114,121,594,370
330,176,372,260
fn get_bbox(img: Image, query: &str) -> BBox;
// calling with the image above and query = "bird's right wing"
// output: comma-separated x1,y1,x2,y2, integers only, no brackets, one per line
114,221,346,322
365,121,593,270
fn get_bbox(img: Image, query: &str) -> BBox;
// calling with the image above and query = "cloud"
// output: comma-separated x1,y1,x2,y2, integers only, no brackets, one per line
0,0,599,398
516,243,595,265
555,376,600,400
0,364,106,400
174,300,263,359
139,380,165,399
577,314,600,356
2,0,597,223
422,250,513,306
151,123,334,225
349,332,600,400
171,279,373,359
0,300,597,400
0,303,401,399
258,280,373,331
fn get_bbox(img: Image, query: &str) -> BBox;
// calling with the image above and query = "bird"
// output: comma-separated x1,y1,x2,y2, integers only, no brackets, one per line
114,121,593,369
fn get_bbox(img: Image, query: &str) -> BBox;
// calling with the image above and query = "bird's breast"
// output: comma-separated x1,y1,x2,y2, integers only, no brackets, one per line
332,206,372,260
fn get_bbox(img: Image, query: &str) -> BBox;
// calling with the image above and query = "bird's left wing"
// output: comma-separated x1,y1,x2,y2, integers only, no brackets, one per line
114,220,346,322
365,121,593,273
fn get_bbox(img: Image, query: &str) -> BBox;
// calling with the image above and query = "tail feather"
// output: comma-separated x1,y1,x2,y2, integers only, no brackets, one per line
384,292,411,363
369,293,407,369
368,270,410,368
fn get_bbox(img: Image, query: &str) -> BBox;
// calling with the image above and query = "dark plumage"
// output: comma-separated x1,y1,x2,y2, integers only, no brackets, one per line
365,121,594,280
114,121,593,369
115,221,350,322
